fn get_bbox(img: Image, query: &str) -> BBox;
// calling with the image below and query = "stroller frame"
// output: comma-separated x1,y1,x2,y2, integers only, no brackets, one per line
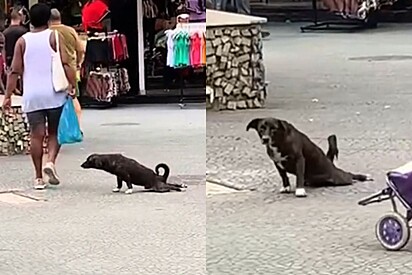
359,176,412,221
358,174,412,251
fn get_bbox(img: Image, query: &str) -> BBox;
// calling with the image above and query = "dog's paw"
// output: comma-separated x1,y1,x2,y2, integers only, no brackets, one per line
181,184,188,188
125,189,133,195
112,188,121,193
279,186,291,193
295,188,307,198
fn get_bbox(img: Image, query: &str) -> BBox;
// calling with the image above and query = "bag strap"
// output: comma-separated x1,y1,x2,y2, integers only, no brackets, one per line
54,30,60,54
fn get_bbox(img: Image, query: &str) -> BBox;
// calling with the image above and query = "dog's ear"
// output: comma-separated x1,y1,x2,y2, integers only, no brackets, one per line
278,120,290,133
90,155,103,167
246,118,261,131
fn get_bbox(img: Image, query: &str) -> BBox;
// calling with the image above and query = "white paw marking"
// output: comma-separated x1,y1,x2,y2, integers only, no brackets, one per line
125,189,133,194
182,184,188,188
112,188,120,193
295,188,307,197
279,186,291,193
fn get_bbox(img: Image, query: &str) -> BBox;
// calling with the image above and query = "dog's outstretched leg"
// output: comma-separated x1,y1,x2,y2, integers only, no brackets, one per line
326,134,339,163
165,183,184,192
167,183,188,190
274,163,291,193
351,173,373,182
112,177,123,193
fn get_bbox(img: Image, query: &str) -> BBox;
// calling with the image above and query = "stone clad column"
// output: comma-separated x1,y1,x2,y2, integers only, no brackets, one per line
206,10,267,111
0,95,30,156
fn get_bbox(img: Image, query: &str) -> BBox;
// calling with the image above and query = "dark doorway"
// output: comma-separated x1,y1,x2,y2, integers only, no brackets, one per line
109,0,139,93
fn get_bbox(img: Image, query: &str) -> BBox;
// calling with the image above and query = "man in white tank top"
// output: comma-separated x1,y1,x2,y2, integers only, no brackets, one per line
1,4,76,190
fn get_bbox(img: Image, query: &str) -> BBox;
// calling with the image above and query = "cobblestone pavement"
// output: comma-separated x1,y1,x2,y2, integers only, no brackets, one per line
0,104,206,275
207,24,412,274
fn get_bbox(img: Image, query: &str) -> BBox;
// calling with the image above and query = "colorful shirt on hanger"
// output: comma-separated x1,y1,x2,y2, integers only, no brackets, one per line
85,33,129,64
201,32,206,65
173,31,190,68
165,30,175,67
190,32,202,68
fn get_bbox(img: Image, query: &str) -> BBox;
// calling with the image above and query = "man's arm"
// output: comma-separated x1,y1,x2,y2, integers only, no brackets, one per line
74,31,85,68
0,75,5,94
5,38,24,98
1,33,6,65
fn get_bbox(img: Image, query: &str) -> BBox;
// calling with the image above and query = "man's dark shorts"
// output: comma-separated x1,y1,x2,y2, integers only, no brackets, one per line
26,106,63,132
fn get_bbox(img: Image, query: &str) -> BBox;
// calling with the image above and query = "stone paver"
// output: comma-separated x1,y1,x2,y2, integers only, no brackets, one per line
207,23,412,274
0,104,206,275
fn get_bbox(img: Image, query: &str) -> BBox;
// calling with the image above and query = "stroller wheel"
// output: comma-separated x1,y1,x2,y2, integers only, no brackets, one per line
375,212,410,251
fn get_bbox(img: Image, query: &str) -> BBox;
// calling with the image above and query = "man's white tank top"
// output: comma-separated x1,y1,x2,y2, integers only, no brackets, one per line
21,29,66,113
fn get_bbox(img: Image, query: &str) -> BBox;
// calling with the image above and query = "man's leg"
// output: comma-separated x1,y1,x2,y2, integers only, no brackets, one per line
43,106,63,185
73,96,82,130
236,0,251,14
26,110,47,189
215,0,228,10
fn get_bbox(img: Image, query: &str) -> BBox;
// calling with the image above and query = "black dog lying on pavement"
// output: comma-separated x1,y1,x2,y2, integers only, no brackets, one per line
81,154,188,194
247,117,372,198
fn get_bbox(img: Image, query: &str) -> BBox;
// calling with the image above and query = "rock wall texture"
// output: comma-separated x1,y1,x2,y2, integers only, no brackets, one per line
206,24,267,110
0,107,30,156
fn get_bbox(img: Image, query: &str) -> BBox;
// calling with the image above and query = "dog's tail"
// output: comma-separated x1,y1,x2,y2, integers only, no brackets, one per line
351,173,373,182
326,134,339,163
155,163,170,183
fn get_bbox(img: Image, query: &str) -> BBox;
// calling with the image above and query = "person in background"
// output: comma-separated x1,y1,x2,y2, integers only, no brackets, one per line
206,0,214,8
3,9,27,68
18,6,31,30
187,0,206,22
3,9,27,95
49,8,84,128
0,10,6,94
2,3,76,190
0,30,5,94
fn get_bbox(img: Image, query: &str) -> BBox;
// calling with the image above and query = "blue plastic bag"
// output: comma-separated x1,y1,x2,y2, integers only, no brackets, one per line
57,98,83,145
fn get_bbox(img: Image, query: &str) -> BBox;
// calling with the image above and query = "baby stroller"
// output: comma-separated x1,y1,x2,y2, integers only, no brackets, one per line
358,161,412,251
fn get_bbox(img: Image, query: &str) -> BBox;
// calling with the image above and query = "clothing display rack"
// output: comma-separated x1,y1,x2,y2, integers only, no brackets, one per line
300,0,376,32
81,30,131,108
166,22,206,108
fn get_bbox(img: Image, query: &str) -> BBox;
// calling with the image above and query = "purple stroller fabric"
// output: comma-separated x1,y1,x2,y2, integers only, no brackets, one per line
388,171,412,207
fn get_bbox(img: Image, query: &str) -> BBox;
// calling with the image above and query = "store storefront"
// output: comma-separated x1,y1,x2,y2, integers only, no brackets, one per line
17,0,206,105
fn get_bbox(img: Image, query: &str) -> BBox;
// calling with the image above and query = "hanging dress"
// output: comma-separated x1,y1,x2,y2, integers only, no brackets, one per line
165,30,175,68
190,32,202,68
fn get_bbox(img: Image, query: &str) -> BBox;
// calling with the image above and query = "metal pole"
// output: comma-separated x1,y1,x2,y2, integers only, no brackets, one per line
136,0,146,95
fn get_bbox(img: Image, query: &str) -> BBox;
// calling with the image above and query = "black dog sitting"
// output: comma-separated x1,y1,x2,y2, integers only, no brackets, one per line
81,154,187,194
247,117,372,198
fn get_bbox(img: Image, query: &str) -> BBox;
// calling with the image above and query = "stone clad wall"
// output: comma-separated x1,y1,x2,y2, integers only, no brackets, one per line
0,106,30,156
206,24,267,110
